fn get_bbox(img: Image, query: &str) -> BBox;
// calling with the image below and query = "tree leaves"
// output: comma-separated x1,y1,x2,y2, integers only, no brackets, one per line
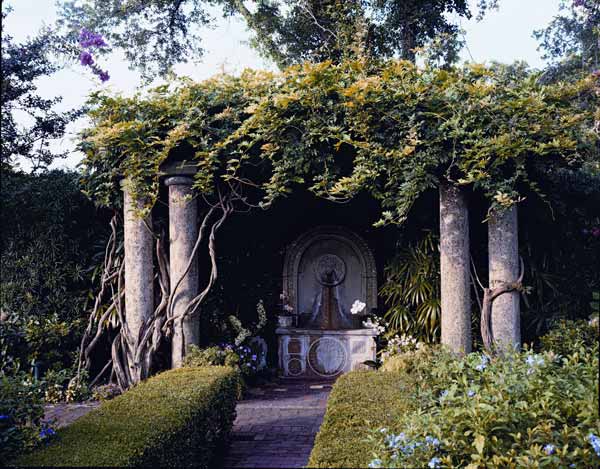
79,60,599,224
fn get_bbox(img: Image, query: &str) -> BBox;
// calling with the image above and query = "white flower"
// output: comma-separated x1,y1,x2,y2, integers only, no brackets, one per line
362,316,386,336
351,299,367,315
283,304,294,313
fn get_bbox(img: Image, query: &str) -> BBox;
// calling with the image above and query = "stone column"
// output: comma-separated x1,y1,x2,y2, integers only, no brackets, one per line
166,176,199,368
122,180,154,368
439,183,472,353
488,205,520,350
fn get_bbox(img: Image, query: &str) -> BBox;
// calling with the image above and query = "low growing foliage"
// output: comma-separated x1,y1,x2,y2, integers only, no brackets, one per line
184,343,264,378
310,320,600,468
0,373,51,464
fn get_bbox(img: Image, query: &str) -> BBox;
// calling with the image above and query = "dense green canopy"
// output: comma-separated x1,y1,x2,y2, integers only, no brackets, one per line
80,60,599,223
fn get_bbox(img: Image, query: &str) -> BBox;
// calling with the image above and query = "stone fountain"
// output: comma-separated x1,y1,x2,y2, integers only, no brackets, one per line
277,226,378,379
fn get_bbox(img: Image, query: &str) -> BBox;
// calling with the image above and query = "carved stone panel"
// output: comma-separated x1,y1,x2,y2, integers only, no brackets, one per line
283,226,377,325
276,328,377,378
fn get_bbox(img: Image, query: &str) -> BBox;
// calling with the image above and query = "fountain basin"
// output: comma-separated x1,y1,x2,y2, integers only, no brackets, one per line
276,327,377,379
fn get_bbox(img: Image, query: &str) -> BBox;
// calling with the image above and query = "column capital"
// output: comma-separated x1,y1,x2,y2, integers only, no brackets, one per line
165,175,194,187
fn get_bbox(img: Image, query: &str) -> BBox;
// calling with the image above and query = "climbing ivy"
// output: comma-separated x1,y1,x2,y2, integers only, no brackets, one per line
79,60,599,222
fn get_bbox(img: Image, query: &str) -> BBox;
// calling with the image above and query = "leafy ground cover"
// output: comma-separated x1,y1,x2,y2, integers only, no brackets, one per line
309,319,599,468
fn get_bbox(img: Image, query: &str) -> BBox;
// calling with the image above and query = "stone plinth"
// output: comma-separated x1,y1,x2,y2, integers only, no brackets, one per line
276,328,377,379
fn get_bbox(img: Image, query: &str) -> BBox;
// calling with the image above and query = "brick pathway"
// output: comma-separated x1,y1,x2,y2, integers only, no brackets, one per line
224,382,332,469
44,402,100,428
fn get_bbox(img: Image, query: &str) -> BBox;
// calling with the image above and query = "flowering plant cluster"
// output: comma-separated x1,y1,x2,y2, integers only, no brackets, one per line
350,299,366,315
368,429,444,468
366,319,599,467
362,316,387,335
379,334,422,362
0,372,54,461
41,369,90,404
78,28,109,82
183,342,264,378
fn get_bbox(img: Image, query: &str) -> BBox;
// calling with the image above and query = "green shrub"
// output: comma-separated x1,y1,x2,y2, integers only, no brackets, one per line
539,318,598,357
310,322,600,468
0,373,48,464
184,343,262,377
13,366,241,467
308,371,418,468
1,170,108,373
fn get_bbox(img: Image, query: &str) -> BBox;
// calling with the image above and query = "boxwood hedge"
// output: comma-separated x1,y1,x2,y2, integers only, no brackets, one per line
309,320,600,468
308,370,417,468
14,366,241,467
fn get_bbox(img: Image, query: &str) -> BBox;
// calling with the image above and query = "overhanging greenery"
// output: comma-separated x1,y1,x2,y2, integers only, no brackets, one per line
80,59,598,223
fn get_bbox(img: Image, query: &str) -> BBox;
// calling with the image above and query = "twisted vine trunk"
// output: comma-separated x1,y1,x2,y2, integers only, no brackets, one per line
77,187,235,391
480,257,524,354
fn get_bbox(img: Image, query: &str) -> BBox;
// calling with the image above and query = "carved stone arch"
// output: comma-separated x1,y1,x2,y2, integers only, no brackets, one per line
282,225,377,317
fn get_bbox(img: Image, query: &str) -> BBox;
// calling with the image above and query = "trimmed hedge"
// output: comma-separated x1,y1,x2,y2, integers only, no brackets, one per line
14,366,241,467
310,323,600,468
308,370,416,468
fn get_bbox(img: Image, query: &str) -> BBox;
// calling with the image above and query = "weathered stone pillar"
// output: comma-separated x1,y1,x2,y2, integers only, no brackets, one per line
439,183,472,353
489,205,520,350
166,176,199,368
122,180,154,367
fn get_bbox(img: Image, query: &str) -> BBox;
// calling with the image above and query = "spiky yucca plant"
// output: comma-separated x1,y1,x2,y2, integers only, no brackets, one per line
379,232,441,342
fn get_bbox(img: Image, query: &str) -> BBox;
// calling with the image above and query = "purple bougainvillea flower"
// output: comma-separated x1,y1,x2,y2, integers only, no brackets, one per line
79,51,94,66
79,28,107,48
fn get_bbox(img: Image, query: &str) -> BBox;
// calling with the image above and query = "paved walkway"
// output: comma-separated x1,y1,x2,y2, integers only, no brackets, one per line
224,382,332,469
44,402,100,428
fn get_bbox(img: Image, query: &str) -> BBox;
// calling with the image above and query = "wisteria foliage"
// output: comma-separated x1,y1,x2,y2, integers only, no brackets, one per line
79,60,599,223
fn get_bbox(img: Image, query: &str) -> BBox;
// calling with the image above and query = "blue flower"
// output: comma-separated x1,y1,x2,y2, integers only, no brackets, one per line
475,355,489,371
39,427,56,439
385,433,405,449
467,390,476,397
425,435,441,447
525,355,535,366
251,354,257,361
588,433,600,456
440,390,449,399
368,458,383,468
543,443,556,455
428,457,442,468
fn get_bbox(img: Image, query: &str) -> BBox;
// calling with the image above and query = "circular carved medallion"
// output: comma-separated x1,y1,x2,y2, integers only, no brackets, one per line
314,254,346,286
308,337,347,377
287,357,303,376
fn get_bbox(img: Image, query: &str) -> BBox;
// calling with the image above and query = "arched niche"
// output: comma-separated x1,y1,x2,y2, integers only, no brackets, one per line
282,225,377,322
